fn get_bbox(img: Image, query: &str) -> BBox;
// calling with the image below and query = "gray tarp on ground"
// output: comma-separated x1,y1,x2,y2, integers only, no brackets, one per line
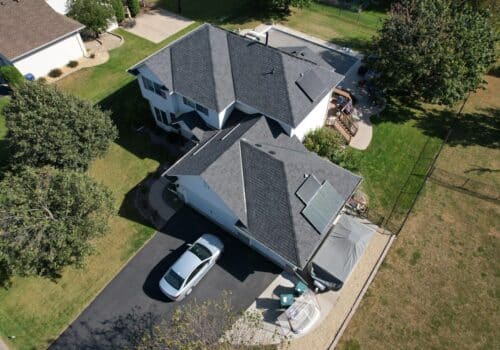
311,214,375,283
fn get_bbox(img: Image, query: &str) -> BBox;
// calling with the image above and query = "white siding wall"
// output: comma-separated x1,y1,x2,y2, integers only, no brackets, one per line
176,176,239,230
45,0,68,14
137,67,220,129
176,175,297,271
291,91,331,141
45,0,117,30
12,33,86,78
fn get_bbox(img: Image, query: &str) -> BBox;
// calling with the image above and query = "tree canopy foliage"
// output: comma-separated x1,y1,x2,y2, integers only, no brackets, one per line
368,0,497,106
5,82,116,171
111,0,125,23
0,65,24,88
0,167,114,284
68,0,115,37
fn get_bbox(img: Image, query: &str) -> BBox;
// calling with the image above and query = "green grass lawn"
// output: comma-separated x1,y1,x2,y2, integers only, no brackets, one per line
157,0,385,51
339,75,500,349
0,25,200,350
56,24,200,103
352,101,443,231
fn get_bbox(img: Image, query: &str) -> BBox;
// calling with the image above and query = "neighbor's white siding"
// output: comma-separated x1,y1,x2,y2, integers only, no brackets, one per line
45,0,68,14
292,91,331,141
176,176,239,230
12,33,86,78
45,0,118,31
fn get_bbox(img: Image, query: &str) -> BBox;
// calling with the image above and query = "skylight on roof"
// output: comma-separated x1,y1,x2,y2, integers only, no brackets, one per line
295,70,325,102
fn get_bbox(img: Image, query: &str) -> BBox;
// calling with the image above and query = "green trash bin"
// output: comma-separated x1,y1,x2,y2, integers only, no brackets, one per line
294,281,308,296
280,293,295,308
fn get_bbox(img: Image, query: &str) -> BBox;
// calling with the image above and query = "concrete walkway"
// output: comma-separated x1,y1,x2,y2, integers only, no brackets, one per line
124,9,193,43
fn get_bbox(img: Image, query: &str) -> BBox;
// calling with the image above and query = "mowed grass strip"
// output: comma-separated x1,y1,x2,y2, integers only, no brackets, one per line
0,25,200,350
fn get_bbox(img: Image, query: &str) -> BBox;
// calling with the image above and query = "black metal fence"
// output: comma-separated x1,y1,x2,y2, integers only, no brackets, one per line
362,131,450,235
429,167,500,203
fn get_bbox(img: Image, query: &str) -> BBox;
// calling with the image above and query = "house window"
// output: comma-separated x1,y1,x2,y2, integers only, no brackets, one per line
196,103,208,116
154,82,167,98
154,107,168,124
183,97,196,109
142,76,155,92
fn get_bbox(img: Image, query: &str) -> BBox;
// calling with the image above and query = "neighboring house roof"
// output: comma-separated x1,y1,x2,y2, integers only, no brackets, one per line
167,110,362,268
133,24,344,129
0,0,84,61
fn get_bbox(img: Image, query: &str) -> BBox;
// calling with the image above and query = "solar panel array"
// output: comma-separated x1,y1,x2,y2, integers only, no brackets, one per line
301,181,344,234
296,175,321,204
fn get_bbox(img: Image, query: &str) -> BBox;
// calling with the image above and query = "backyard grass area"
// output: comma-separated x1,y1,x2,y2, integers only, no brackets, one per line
158,0,385,51
0,25,200,350
340,75,500,349
352,101,444,229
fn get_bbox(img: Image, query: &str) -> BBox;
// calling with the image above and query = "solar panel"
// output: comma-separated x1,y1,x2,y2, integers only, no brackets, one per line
296,175,321,204
295,70,325,102
302,181,344,234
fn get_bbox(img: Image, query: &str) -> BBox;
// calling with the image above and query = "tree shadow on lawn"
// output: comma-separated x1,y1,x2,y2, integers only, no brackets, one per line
416,107,500,149
369,98,499,148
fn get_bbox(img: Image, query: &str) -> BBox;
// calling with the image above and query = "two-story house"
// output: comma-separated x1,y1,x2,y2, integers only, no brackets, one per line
129,24,363,278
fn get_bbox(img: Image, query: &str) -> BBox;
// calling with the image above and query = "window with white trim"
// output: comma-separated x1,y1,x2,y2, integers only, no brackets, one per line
196,103,209,116
183,96,196,109
142,76,154,92
154,107,168,124
154,82,167,98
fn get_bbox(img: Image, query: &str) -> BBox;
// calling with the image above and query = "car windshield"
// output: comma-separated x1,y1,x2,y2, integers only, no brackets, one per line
164,269,184,290
189,243,212,261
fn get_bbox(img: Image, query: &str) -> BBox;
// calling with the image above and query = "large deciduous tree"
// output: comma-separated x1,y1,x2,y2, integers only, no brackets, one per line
0,167,114,284
368,0,496,106
5,82,116,171
68,0,115,38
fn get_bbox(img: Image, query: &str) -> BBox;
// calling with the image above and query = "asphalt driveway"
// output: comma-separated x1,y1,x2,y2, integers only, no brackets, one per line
50,207,280,349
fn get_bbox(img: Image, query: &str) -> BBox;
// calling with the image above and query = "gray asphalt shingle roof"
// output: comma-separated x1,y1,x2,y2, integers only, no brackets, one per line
136,24,344,128
167,111,362,268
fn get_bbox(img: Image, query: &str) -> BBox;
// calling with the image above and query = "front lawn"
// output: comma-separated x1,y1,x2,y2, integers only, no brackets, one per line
0,25,200,350
56,24,200,103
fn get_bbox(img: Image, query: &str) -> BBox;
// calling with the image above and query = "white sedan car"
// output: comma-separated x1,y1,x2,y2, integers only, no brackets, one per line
159,234,224,301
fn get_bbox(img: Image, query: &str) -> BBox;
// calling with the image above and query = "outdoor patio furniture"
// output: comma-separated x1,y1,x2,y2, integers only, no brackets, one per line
294,281,308,296
280,293,295,308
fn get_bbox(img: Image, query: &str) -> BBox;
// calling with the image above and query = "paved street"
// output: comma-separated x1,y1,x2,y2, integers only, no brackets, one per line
50,207,280,349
